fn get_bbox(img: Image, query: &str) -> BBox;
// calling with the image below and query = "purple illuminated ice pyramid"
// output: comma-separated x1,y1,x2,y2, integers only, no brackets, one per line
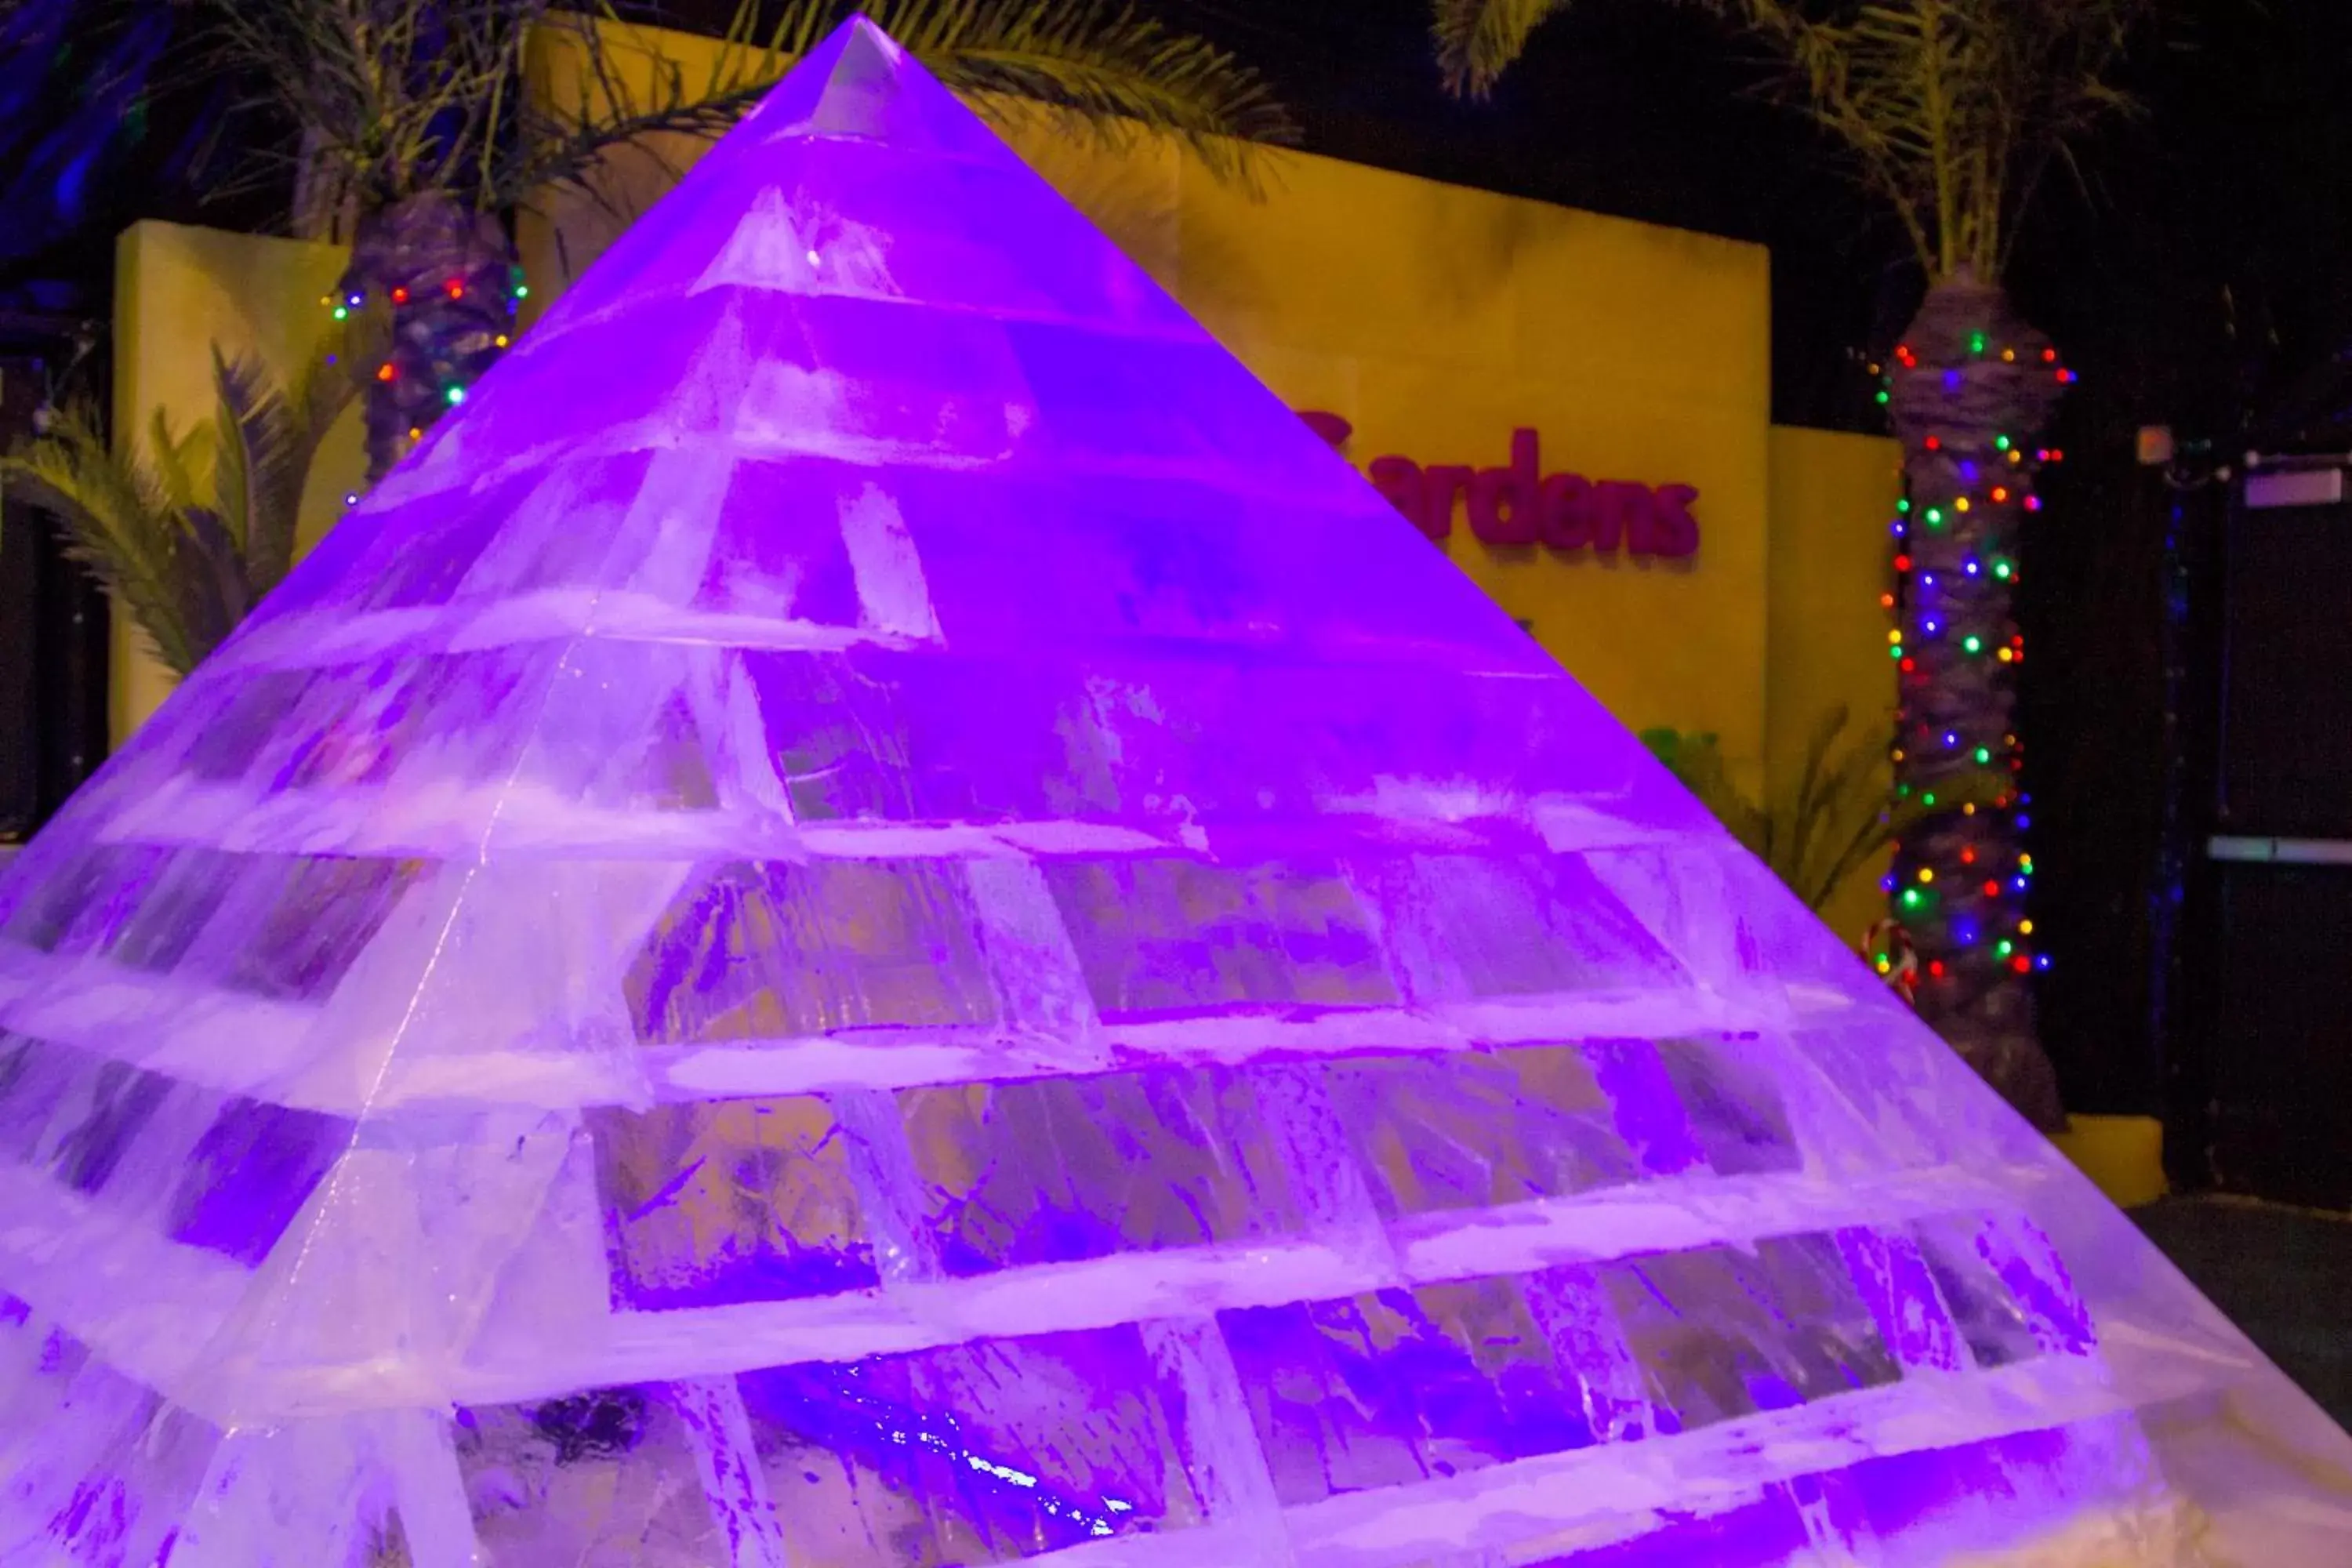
0,17,2347,1566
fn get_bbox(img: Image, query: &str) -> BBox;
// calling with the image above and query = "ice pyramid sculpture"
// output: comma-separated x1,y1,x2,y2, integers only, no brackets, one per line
1,17,2347,1567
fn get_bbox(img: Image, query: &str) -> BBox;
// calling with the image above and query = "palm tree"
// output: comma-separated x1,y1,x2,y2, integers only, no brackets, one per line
0,344,354,676
203,0,1292,481
1433,0,2161,1128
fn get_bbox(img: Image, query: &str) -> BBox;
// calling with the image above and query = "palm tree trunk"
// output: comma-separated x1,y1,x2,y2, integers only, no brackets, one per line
341,193,516,482
291,129,358,243
1885,271,2067,1131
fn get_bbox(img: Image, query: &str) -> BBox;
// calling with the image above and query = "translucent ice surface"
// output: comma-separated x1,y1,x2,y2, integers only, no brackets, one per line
0,16,2347,1566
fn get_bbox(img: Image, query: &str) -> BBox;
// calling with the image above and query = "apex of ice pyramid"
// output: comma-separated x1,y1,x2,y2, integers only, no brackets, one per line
725,11,987,156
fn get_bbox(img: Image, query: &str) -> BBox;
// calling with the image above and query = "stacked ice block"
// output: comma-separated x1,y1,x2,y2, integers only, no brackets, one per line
0,18,2346,1566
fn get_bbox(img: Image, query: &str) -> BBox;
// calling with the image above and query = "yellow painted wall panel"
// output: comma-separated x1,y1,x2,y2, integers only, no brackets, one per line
1166,157,1528,365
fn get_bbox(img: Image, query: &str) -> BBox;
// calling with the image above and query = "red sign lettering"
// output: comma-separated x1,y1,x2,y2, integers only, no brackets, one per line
1301,414,1700,560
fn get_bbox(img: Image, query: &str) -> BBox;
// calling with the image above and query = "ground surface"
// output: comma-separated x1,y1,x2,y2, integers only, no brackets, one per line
2137,1195,2352,1428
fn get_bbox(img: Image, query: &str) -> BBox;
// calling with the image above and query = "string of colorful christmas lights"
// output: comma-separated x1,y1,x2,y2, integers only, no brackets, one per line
1867,287,2071,1123
324,196,528,485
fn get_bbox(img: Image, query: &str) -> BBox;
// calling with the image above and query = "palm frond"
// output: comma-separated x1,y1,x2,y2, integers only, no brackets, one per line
177,503,252,647
209,349,270,556
1773,706,1896,910
143,406,209,517
1737,0,2162,280
503,7,786,212
1433,0,2162,286
0,343,350,677
0,403,204,675
213,339,355,598
202,0,548,228
1641,728,1774,870
201,0,1293,230
886,0,1297,186
1432,0,1579,97
275,336,361,590
519,0,1294,200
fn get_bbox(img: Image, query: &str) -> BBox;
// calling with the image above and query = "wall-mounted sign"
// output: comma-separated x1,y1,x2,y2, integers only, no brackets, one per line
1300,413,1701,559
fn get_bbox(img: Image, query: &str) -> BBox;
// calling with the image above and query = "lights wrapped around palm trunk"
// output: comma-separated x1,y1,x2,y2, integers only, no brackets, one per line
1878,275,2067,1128
331,191,523,484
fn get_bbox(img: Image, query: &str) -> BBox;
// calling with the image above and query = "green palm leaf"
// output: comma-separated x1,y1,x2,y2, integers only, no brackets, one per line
144,406,209,519
1431,0,2161,284
525,0,1296,198
209,351,268,557
179,503,253,651
214,341,357,598
203,0,1293,238
0,403,205,676
1432,0,1580,96
863,1,1292,178
0,341,350,677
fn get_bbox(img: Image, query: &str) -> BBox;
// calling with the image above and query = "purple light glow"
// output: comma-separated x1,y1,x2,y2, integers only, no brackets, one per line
0,16,2343,1566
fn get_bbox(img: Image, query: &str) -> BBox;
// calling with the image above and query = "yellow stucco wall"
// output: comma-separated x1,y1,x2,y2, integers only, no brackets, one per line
105,32,1900,946
1767,425,1904,940
107,222,366,742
